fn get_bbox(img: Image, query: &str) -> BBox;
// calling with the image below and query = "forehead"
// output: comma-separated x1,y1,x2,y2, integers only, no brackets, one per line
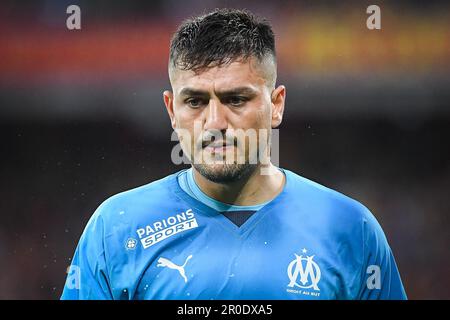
170,58,271,95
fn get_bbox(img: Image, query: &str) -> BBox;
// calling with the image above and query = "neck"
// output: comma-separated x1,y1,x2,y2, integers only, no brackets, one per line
192,163,285,206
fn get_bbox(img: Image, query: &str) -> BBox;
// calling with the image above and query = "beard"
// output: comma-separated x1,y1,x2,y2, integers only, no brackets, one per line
192,162,257,184
186,127,269,183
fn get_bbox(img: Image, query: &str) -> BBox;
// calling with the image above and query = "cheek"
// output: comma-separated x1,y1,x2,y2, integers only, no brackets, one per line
239,102,271,130
174,106,202,130
258,105,272,126
175,115,203,150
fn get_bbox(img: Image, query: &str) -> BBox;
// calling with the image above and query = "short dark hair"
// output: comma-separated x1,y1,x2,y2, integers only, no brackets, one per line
169,8,276,73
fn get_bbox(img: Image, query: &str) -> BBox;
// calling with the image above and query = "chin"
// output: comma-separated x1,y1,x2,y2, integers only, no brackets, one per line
193,163,257,184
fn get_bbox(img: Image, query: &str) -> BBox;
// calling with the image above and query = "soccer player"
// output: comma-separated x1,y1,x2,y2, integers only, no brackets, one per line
61,9,407,300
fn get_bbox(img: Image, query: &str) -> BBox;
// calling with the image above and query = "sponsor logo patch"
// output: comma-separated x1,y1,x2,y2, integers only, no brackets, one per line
136,208,198,249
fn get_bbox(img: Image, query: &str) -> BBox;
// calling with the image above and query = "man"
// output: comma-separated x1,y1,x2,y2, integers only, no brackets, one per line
61,9,407,300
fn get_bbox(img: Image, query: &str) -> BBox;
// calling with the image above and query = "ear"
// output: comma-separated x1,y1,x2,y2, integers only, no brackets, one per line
163,90,177,129
271,85,286,128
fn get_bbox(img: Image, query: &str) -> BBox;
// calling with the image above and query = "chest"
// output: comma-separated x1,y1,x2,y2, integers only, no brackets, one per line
116,218,348,300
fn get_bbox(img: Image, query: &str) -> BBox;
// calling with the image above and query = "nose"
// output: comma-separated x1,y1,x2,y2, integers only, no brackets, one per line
203,99,228,132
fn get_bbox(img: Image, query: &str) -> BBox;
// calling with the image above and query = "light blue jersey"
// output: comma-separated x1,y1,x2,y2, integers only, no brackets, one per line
61,168,407,300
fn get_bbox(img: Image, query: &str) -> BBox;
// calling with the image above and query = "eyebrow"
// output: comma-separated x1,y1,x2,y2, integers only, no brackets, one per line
179,86,258,98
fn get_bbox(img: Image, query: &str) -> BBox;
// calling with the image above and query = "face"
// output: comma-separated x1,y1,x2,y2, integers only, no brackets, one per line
164,56,285,183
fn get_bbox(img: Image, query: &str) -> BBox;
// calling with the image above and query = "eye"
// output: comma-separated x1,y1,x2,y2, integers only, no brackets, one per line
226,96,248,107
185,98,206,108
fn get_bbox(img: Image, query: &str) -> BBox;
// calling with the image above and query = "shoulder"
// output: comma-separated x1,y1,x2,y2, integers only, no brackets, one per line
85,171,184,236
285,169,371,218
282,169,382,237
99,172,179,212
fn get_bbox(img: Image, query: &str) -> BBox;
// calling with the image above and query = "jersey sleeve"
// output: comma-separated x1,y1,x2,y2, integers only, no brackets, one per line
355,208,407,300
60,208,113,300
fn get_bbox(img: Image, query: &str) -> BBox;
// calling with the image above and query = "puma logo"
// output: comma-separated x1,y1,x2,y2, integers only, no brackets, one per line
156,255,193,283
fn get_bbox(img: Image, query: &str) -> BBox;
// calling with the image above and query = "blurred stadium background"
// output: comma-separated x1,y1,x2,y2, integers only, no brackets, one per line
0,0,449,299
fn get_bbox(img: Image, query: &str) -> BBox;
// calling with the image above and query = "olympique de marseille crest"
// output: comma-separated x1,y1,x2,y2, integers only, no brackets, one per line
287,249,321,291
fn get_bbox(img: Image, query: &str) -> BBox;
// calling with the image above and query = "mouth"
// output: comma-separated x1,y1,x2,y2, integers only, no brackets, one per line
202,141,236,153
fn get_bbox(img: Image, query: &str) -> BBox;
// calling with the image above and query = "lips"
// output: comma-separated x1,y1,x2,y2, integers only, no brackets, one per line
201,140,237,156
202,139,236,149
